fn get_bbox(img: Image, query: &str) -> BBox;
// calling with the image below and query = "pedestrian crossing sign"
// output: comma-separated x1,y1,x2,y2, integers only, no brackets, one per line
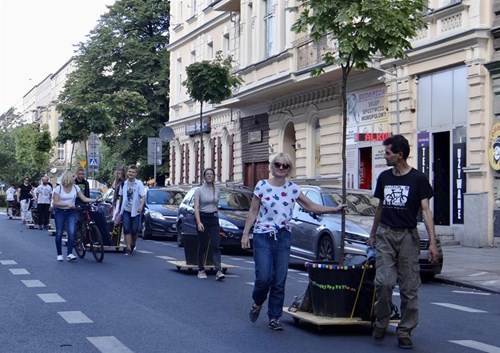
88,158,99,167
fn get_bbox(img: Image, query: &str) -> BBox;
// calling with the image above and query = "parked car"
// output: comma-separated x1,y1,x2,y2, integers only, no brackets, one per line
90,188,103,200
140,187,187,240
289,186,443,277
176,184,253,249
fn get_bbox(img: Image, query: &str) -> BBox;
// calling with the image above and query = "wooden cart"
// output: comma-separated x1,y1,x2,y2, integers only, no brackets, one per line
168,260,236,274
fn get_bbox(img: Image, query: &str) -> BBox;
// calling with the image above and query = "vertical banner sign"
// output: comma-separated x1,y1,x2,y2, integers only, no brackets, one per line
372,145,388,191
417,132,430,179
453,128,466,224
345,148,359,189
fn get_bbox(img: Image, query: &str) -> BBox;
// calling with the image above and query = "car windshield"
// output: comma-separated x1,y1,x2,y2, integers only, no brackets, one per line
218,190,252,211
148,190,185,206
322,191,379,216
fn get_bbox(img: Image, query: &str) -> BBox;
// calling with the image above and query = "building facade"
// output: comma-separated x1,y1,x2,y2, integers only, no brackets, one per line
167,0,498,246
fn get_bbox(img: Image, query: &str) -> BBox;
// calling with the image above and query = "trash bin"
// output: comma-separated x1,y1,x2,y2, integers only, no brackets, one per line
183,233,213,266
305,262,375,319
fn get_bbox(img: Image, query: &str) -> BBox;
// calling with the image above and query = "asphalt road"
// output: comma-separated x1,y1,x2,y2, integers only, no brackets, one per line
1,216,499,353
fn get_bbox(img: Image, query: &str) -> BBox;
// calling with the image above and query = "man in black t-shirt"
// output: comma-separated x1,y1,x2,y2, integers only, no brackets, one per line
74,167,90,206
369,135,439,350
17,176,33,223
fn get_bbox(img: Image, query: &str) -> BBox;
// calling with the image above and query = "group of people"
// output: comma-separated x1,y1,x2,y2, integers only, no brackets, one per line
194,134,438,350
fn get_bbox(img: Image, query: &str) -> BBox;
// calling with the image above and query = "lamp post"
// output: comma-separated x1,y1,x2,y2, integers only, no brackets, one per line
374,66,400,134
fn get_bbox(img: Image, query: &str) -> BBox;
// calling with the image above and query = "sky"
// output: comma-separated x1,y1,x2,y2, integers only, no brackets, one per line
0,0,116,113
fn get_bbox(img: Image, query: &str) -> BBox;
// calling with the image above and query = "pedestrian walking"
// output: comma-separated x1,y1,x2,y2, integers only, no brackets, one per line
241,152,346,331
6,184,17,217
369,134,439,349
17,176,33,224
52,170,99,262
116,164,145,256
111,167,126,246
35,176,52,230
193,168,224,281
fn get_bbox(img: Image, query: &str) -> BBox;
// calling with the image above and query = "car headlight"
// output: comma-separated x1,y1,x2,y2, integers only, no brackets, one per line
219,218,239,230
149,211,164,220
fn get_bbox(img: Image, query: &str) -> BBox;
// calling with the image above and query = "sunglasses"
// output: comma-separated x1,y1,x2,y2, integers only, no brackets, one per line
274,162,290,170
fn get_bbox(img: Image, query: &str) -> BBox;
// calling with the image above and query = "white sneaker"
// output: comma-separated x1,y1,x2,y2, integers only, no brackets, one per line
197,270,207,279
216,270,226,281
66,254,77,261
57,255,63,262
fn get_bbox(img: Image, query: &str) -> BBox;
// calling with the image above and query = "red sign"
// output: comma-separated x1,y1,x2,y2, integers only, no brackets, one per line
355,133,392,142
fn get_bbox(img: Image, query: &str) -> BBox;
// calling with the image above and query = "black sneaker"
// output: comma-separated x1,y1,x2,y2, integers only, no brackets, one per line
268,319,283,331
398,337,413,349
249,304,261,322
372,327,386,343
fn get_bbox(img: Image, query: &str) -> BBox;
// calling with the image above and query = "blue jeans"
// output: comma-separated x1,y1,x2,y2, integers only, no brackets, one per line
122,211,142,235
252,229,292,320
54,208,77,256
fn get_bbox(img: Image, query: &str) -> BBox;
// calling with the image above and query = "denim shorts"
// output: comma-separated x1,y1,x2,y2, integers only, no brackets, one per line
122,211,142,235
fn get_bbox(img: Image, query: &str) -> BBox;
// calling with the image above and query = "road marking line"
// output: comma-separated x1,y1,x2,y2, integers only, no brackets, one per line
246,282,254,286
431,303,487,313
21,279,46,288
156,255,175,260
135,250,153,254
452,290,490,296
244,261,255,264
9,268,30,275
468,271,489,277
37,293,66,303
298,273,308,276
87,336,134,353
164,243,177,247
58,311,93,324
449,340,500,353
0,260,17,265
229,257,244,261
288,269,299,273
483,280,500,285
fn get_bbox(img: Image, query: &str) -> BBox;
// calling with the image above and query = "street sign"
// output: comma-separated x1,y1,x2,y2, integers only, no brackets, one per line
147,137,162,165
88,158,99,167
79,160,87,168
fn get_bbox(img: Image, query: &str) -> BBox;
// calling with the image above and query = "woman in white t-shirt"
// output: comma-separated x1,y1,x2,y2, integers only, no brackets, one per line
52,170,98,262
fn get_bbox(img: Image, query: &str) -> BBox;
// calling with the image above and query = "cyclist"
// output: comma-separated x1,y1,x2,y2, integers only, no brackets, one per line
52,170,99,262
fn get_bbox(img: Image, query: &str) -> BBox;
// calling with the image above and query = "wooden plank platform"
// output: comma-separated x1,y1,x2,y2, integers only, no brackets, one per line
168,260,236,274
282,307,372,326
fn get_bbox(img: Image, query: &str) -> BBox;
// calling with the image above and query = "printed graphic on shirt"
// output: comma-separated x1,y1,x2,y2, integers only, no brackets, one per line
125,186,134,211
383,185,409,207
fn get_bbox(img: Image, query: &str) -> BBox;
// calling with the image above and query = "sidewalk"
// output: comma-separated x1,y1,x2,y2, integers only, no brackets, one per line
433,244,500,294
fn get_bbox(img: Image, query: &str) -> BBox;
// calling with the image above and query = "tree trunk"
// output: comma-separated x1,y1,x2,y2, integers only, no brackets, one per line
340,66,349,265
199,101,204,181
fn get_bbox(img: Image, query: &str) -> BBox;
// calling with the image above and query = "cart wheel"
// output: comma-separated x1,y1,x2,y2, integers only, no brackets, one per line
187,268,193,273
293,317,300,324
222,268,227,274
176,266,181,271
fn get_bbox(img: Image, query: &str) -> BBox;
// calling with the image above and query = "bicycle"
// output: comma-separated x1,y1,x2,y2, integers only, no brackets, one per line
74,203,104,262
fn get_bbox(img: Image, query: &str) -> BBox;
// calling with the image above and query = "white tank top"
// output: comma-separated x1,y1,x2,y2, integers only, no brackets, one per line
54,185,78,209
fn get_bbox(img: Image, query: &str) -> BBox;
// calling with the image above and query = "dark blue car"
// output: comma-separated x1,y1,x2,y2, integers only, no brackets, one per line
176,185,253,249
140,187,187,240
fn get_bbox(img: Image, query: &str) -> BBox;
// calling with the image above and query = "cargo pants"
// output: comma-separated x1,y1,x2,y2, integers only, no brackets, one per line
373,224,421,339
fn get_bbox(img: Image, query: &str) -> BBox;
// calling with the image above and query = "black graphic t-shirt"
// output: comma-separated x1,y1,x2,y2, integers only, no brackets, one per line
374,168,433,229
74,178,89,205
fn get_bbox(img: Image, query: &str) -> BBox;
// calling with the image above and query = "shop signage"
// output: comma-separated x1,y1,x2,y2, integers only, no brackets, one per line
489,122,500,171
452,141,466,224
185,117,210,136
417,132,430,179
355,133,391,142
248,130,262,143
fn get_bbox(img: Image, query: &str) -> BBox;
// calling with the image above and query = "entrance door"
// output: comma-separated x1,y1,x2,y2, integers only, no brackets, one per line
433,132,450,225
359,147,372,190
244,162,269,189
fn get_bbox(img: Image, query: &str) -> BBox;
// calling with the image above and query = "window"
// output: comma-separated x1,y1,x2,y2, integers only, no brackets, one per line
190,0,196,17
207,41,214,60
264,0,276,57
57,143,64,161
177,58,183,100
223,33,230,54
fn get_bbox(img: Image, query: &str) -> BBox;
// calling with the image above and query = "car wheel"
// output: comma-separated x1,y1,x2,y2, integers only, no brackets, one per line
142,219,150,240
176,223,184,247
317,235,335,262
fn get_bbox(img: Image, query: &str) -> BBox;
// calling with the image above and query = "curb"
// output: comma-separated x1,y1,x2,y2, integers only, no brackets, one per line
432,277,500,295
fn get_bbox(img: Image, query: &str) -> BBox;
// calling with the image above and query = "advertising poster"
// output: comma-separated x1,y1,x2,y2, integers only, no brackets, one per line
346,148,359,189
372,145,388,191
453,127,466,224
346,86,388,144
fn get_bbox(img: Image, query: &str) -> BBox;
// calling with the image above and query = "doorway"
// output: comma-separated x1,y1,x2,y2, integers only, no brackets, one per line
359,147,372,190
433,132,450,225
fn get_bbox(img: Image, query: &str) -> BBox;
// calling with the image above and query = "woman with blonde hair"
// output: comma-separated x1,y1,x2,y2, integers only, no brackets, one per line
241,152,347,330
53,169,99,261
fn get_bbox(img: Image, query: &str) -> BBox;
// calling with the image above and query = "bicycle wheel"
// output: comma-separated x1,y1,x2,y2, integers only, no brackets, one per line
74,225,86,258
89,224,104,262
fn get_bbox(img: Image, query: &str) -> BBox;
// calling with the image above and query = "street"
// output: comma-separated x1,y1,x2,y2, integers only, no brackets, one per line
1,215,499,353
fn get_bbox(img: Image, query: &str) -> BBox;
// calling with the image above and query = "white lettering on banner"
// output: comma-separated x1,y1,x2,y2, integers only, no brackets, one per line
421,147,426,172
456,148,462,221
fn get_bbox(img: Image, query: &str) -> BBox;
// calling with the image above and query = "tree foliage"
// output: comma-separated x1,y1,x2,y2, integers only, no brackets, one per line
292,0,427,260
183,51,242,104
56,0,170,181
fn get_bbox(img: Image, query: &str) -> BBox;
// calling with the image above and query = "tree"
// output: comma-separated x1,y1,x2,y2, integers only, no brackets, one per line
183,51,242,176
292,0,427,260
56,0,170,182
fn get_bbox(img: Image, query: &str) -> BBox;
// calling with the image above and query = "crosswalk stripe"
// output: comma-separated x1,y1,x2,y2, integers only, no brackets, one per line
449,340,500,353
37,293,66,303
21,279,46,287
0,260,17,265
431,303,487,313
87,336,134,353
453,290,491,296
156,255,175,260
9,268,30,275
